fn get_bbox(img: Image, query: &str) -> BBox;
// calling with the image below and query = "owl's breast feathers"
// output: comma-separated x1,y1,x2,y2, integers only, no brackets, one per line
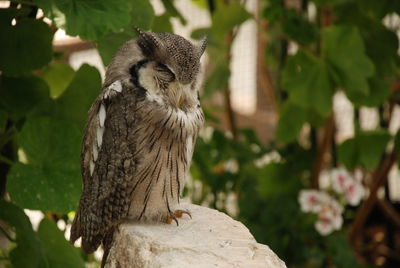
70,77,204,254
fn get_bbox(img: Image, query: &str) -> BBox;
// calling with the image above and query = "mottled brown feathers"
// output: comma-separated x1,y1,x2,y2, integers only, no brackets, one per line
71,85,140,253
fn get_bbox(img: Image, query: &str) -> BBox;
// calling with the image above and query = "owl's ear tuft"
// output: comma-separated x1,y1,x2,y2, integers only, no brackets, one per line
197,36,207,58
135,28,164,59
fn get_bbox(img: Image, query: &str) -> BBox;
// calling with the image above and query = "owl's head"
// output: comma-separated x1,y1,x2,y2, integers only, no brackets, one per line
136,29,207,85
105,29,207,109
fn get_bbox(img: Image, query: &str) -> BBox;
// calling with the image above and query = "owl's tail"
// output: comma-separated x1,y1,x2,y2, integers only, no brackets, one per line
70,206,104,254
70,209,99,252
70,206,115,265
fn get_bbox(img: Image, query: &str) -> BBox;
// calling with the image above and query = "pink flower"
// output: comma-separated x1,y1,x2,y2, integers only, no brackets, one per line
298,190,339,213
314,198,343,235
299,189,344,235
330,168,365,206
344,180,364,206
331,168,350,194
320,168,365,206
299,190,324,213
315,218,334,235
300,167,364,236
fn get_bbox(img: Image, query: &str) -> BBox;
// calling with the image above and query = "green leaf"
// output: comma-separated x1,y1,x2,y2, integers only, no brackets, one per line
152,14,173,33
337,138,358,169
38,219,85,268
282,10,317,45
338,130,391,170
30,65,100,129
0,76,50,121
97,29,136,66
131,0,154,30
357,131,391,169
323,26,374,96
191,0,207,9
311,0,348,6
212,3,251,42
6,65,99,213
263,1,284,23
35,0,133,40
0,200,48,268
7,117,82,213
282,50,334,117
160,0,186,25
356,0,395,20
191,27,210,40
55,64,101,128
41,63,75,98
326,233,360,267
363,23,399,76
346,77,390,107
0,18,52,75
192,27,218,47
0,8,17,25
7,162,81,213
97,0,154,65
334,2,399,76
203,62,230,98
305,109,325,127
258,162,301,198
282,144,316,173
276,102,306,143
0,110,7,132
18,117,81,169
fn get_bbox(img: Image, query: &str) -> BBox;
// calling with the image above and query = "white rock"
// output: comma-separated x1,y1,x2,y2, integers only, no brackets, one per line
105,203,286,268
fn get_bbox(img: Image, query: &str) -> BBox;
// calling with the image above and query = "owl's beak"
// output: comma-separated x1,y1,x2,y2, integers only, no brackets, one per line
170,85,185,108
177,94,185,108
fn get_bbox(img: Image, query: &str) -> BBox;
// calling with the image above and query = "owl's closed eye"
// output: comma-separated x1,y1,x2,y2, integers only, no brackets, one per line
154,63,175,83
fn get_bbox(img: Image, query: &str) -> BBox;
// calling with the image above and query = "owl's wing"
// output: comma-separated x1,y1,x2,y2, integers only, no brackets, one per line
70,81,140,253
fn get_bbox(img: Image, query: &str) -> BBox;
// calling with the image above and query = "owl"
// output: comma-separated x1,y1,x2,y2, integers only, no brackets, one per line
70,29,207,264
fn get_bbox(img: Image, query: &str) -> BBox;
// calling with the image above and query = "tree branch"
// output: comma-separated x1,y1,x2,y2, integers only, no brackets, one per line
256,13,277,112
349,152,397,245
311,115,334,188
376,199,400,229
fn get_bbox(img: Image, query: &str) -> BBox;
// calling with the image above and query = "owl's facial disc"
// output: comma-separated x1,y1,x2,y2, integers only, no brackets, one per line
134,61,197,109
134,30,206,108
136,30,206,85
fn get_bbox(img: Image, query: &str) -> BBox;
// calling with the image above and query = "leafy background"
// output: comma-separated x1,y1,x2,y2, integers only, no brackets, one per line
0,0,400,267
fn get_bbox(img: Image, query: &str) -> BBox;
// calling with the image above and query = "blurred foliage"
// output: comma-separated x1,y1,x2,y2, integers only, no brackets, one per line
0,0,399,268
338,130,391,171
239,0,398,267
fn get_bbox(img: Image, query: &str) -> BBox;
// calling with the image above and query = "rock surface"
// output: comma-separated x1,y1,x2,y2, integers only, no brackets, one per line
105,203,286,268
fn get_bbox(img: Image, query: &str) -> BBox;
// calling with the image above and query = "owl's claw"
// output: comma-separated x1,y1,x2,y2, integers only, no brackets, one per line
165,209,192,226
166,214,179,226
174,209,192,219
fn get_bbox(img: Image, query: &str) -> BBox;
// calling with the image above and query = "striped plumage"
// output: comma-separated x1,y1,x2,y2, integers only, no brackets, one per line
70,30,206,261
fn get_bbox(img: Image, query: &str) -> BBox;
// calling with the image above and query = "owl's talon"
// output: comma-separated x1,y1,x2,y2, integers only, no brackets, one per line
166,214,179,226
174,209,192,219
166,209,191,225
